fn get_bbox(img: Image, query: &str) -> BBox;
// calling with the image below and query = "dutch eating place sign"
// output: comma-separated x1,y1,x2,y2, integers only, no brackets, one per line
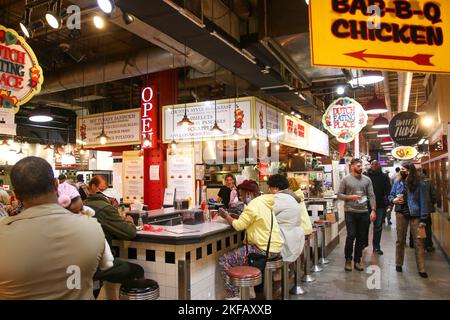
310,0,450,73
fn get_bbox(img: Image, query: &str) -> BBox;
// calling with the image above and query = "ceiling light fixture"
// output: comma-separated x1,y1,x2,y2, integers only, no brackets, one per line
19,8,32,38
177,43,194,128
372,115,390,129
380,137,394,145
349,70,384,87
45,0,62,29
121,10,134,24
93,15,105,29
365,93,388,114
29,107,53,123
377,129,390,138
336,86,346,95
97,0,115,14
96,112,110,145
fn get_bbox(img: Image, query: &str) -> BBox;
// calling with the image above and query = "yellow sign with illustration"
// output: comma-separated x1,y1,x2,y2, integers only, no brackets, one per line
309,0,450,73
392,146,418,160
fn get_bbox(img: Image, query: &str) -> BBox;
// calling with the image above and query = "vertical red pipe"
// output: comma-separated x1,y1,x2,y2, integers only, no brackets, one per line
143,69,178,209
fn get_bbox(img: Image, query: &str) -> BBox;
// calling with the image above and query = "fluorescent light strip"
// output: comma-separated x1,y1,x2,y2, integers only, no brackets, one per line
210,31,257,65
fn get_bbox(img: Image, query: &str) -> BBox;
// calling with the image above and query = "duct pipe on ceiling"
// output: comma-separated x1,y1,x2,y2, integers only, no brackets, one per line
40,48,179,95
397,72,413,112
382,71,392,119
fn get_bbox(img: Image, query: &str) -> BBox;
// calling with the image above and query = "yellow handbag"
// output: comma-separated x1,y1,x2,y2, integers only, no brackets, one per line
299,201,313,235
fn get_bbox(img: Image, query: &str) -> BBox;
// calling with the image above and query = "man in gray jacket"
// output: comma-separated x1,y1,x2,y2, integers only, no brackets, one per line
338,158,376,272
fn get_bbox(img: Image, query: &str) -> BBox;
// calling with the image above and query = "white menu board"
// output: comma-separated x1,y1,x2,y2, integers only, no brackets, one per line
163,98,252,142
167,147,195,202
77,109,141,148
255,98,283,142
122,151,144,204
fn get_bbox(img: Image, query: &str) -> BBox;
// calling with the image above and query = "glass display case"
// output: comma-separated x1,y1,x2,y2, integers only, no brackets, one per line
287,170,325,199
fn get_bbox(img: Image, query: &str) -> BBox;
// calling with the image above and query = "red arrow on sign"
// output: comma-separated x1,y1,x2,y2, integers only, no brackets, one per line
344,49,434,66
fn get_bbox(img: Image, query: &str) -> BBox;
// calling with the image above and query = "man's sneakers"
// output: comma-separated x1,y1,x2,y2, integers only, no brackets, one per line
373,248,384,255
345,259,352,271
354,262,364,271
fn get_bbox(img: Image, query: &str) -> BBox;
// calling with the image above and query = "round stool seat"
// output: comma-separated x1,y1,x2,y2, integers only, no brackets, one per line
227,266,262,287
120,279,159,300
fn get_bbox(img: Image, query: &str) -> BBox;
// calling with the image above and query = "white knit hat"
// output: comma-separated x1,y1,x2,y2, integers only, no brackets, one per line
58,182,80,208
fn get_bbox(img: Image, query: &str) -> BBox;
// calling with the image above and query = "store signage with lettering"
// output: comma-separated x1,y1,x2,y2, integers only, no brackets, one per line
309,0,450,73
0,25,43,113
77,109,141,148
389,111,424,146
322,97,368,143
392,146,418,160
255,99,283,142
163,98,252,142
141,85,158,149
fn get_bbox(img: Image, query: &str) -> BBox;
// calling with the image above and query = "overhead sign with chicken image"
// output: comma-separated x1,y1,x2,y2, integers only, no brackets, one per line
310,0,450,73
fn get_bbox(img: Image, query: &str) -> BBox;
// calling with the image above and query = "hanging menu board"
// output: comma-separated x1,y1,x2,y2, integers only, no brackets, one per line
77,109,141,148
254,98,283,142
163,98,253,142
122,151,144,204
167,146,195,202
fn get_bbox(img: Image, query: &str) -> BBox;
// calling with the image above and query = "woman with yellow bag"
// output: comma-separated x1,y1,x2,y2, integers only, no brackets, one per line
288,178,313,236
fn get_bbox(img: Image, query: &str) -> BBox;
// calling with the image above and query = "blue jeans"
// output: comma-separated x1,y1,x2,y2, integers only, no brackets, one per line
372,208,386,250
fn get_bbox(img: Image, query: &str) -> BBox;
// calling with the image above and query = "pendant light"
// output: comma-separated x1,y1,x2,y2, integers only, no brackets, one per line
264,101,270,148
96,47,110,145
377,129,390,138
45,0,62,29
365,86,388,115
79,69,87,156
177,43,194,128
1,137,10,146
16,139,24,155
372,115,389,129
170,54,178,149
380,137,394,145
274,111,280,151
97,0,115,14
96,112,110,145
349,70,384,87
43,132,53,150
211,64,224,134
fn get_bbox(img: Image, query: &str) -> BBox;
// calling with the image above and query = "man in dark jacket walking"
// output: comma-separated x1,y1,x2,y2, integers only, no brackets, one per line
365,160,391,255
84,179,144,297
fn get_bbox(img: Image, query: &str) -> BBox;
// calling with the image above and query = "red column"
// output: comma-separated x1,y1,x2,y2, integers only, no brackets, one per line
143,70,178,210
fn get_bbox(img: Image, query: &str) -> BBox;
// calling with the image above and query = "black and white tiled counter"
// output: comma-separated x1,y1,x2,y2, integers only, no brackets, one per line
112,221,244,300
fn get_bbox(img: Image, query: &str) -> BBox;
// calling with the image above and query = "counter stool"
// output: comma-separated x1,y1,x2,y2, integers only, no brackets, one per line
315,220,330,265
226,266,262,300
264,258,283,300
301,234,315,283
282,261,291,300
119,279,159,300
310,229,323,273
290,253,306,295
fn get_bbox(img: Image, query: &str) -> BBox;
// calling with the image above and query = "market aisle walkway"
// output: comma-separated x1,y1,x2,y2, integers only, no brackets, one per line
291,216,450,300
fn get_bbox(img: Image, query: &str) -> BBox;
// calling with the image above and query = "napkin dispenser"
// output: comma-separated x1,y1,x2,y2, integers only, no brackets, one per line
181,209,204,225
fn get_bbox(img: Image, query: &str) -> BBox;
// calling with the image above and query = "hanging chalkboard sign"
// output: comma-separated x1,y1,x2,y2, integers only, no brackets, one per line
389,112,425,146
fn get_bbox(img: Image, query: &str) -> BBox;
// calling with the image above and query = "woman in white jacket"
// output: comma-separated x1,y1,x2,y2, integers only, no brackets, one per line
268,174,305,262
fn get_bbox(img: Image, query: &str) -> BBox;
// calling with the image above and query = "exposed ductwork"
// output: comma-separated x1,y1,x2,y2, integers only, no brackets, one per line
397,72,413,112
382,71,392,119
40,47,179,94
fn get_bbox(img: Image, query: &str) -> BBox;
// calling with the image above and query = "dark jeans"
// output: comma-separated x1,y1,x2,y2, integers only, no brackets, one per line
345,211,370,263
93,259,144,298
373,208,386,250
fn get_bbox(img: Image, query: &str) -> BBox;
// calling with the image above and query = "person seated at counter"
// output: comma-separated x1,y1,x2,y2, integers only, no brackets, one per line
0,157,105,299
216,174,238,209
218,179,283,299
88,175,108,194
84,177,144,298
287,178,313,236
268,174,305,263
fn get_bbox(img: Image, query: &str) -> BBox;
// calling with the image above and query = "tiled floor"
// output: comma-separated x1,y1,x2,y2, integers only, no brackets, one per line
291,216,450,300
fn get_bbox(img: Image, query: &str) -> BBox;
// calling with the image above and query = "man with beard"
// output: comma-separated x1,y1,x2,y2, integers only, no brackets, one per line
365,160,391,255
338,159,376,272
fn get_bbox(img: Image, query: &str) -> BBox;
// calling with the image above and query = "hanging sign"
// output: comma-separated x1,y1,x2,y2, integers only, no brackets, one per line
0,25,43,113
0,107,16,135
309,0,450,73
322,97,368,143
392,146,418,160
389,112,425,146
255,98,283,142
77,109,141,148
163,98,252,142
141,85,158,149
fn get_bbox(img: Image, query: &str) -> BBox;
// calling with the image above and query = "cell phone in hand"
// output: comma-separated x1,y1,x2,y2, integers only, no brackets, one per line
218,208,228,216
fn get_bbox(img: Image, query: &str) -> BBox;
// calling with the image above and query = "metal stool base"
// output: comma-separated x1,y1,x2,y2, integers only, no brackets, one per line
311,264,323,273
319,258,330,265
290,285,307,295
301,274,316,283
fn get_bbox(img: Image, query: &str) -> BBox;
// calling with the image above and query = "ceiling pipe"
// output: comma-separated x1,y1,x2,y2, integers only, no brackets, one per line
397,72,413,112
382,71,392,120
40,48,178,94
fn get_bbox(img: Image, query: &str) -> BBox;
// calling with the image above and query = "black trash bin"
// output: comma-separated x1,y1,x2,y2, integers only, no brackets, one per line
119,279,159,300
